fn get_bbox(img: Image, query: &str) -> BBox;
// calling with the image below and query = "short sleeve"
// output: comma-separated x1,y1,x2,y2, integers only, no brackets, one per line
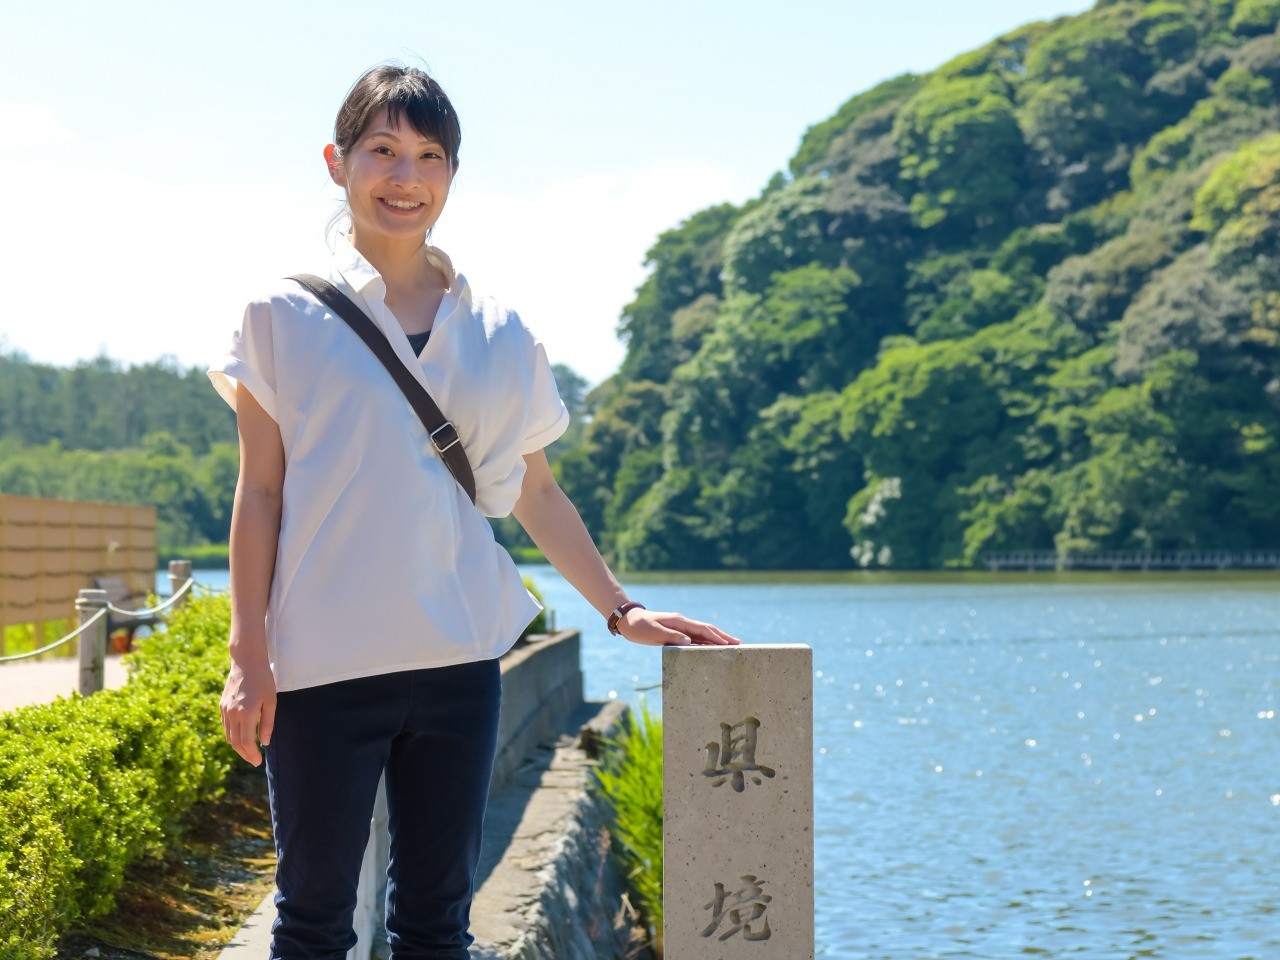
519,337,571,454
207,299,280,423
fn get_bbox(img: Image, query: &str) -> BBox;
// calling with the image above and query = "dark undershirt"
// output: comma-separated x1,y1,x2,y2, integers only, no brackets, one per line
406,329,431,356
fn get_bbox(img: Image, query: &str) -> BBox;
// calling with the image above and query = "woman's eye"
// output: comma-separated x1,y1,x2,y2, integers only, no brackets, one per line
373,146,393,155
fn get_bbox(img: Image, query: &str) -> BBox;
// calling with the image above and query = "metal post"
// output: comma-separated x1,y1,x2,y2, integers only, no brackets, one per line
168,559,192,609
76,588,109,697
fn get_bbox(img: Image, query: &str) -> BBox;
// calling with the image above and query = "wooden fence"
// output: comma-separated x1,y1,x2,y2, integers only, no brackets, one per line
0,494,157,654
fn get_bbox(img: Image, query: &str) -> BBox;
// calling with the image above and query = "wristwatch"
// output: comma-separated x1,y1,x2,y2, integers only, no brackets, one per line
607,601,645,636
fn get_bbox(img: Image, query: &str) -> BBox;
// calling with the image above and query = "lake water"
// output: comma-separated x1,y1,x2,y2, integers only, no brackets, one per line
182,567,1280,959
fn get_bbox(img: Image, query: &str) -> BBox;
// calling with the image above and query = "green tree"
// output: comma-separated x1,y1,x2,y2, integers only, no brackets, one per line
893,73,1027,238
617,205,740,384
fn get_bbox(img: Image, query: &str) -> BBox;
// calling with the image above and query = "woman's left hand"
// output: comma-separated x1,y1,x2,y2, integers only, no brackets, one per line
616,608,742,647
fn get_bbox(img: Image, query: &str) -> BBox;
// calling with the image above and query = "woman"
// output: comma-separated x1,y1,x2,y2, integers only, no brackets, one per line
209,62,740,959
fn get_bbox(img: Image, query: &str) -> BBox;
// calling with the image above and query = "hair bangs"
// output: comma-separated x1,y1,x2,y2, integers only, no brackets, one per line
334,63,461,169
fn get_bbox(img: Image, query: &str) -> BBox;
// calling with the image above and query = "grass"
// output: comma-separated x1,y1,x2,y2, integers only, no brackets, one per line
54,765,276,959
592,702,664,956
1,618,75,659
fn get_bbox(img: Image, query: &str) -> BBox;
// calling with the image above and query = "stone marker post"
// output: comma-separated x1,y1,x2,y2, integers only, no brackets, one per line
663,644,814,959
76,588,109,697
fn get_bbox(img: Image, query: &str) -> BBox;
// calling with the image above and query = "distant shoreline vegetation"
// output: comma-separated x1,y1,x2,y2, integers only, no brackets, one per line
160,549,1280,575
0,354,585,566
4,3,1280,572
158,543,231,567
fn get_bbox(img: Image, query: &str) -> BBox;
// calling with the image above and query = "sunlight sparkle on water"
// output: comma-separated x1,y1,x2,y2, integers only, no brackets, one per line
502,566,1280,959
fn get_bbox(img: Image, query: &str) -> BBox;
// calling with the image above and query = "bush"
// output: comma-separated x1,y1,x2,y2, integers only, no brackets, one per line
591,703,664,951
521,575,550,637
0,593,235,959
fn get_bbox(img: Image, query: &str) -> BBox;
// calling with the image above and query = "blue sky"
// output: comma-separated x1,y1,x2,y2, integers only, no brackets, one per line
0,0,1093,384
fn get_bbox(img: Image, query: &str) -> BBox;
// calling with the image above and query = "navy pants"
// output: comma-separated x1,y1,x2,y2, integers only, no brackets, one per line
263,658,502,960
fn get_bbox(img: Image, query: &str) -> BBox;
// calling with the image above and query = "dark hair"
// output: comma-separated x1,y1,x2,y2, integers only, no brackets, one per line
332,63,461,170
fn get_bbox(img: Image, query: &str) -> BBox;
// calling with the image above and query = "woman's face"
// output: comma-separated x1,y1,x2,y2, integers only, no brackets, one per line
326,107,455,246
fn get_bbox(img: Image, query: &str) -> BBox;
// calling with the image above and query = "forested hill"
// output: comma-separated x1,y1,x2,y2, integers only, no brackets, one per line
0,355,240,548
557,0,1280,571
0,355,236,454
0,352,588,552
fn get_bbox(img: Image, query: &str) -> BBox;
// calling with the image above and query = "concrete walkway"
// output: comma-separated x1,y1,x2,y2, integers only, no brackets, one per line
215,700,628,960
217,891,277,957
0,654,131,712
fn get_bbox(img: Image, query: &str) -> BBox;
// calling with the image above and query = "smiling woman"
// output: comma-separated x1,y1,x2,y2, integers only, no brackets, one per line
205,61,740,960
325,66,460,265
323,117,456,334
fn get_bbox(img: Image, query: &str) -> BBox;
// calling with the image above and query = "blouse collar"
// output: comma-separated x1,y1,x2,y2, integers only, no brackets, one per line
332,232,459,301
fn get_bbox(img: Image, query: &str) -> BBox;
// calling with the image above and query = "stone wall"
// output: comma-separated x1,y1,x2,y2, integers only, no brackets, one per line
470,698,645,960
218,630,646,960
490,630,586,792
362,631,644,960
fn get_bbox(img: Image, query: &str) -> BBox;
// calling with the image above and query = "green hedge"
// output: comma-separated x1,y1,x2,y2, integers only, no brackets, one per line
522,575,549,637
0,593,235,959
0,580,556,956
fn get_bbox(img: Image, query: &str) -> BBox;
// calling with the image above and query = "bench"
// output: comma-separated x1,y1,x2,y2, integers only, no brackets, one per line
92,576,159,652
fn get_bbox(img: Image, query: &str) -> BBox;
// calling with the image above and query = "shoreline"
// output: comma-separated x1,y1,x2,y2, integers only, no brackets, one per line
177,563,1280,586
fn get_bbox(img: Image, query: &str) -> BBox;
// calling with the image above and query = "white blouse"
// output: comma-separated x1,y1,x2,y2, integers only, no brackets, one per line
208,235,570,692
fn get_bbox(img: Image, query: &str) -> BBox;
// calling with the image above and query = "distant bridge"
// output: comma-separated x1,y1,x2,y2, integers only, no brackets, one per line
980,549,1280,571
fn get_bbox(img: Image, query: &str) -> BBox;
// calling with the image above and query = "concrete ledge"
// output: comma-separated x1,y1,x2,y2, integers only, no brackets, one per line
220,699,638,960
471,698,641,960
218,632,639,960
491,631,585,793
361,631,585,957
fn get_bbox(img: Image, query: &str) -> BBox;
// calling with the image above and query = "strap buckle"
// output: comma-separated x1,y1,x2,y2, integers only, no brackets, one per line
430,421,461,454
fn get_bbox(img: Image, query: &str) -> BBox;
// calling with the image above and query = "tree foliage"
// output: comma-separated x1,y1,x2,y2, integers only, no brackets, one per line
554,1,1280,569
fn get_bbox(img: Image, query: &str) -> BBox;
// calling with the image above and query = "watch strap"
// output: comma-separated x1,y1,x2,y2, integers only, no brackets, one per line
607,601,645,636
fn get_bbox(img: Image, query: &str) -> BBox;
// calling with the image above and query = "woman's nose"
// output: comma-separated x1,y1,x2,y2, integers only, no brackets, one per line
389,155,419,186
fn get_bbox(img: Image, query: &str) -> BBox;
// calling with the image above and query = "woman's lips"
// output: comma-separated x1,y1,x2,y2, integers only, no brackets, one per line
380,198,423,212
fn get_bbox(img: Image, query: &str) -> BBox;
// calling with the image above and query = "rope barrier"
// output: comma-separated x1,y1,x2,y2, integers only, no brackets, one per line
105,577,195,618
0,608,110,664
0,577,196,665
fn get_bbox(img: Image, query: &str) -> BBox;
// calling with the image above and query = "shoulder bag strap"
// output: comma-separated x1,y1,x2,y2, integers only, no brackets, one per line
286,273,478,505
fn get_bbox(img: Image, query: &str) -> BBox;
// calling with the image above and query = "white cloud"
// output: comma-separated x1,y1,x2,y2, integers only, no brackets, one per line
0,101,74,147
435,160,746,384
0,105,745,387
0,148,331,373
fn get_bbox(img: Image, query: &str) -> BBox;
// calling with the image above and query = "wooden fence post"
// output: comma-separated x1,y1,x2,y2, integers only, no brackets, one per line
76,588,109,697
169,559,192,609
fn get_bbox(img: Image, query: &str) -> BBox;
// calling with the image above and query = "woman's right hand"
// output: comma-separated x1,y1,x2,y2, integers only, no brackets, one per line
222,381,284,769
220,647,277,767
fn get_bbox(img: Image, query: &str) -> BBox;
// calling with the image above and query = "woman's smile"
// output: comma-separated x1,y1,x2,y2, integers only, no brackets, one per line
380,197,425,212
